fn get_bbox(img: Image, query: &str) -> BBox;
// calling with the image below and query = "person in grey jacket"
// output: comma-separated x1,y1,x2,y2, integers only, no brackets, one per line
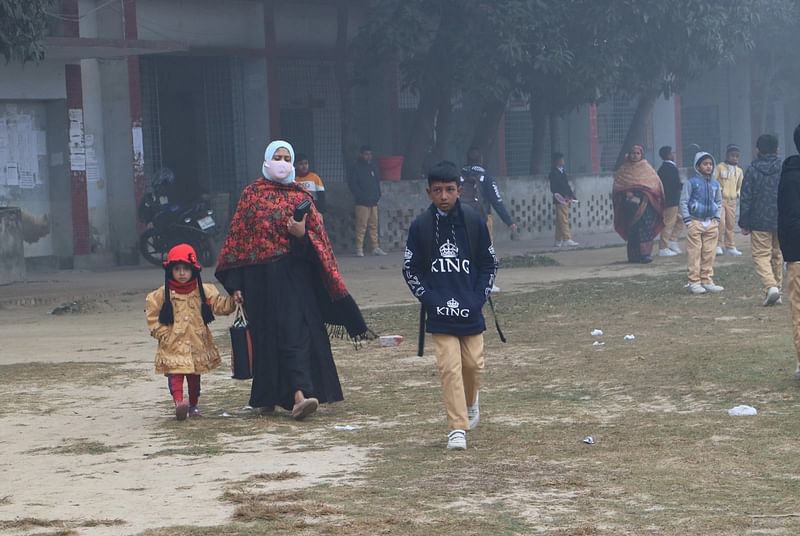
739,134,784,306
680,152,723,294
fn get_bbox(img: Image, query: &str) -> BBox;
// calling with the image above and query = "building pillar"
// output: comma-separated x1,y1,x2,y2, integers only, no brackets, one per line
122,0,145,230
62,0,90,256
652,94,677,165
264,0,280,139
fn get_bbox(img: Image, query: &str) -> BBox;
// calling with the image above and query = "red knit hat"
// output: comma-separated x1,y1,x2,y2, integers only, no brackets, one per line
164,243,202,270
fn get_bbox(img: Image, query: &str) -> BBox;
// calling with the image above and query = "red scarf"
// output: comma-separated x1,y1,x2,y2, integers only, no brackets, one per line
215,178,348,300
168,278,198,294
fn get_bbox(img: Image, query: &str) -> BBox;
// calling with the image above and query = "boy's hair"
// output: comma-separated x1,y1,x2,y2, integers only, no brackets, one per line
756,134,778,155
427,160,460,185
658,145,672,160
551,151,564,163
725,144,741,155
466,146,482,165
295,152,309,163
794,124,800,154
359,144,372,153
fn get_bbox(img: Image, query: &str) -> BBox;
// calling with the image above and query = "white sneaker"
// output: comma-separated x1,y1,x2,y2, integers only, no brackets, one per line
715,246,724,256
763,286,780,306
467,393,480,430
702,283,724,293
688,283,707,295
726,248,743,256
668,241,682,253
563,239,579,247
372,247,388,256
491,284,501,293
447,429,467,450
659,248,678,257
355,249,364,257
794,368,800,381
554,240,564,247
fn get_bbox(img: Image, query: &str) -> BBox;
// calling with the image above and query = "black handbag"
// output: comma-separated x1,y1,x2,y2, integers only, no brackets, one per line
229,304,254,380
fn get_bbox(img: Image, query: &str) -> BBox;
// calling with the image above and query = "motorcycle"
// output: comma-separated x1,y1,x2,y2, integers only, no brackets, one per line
137,169,218,267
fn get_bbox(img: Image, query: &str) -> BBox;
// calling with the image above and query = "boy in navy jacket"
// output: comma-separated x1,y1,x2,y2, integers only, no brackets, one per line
402,161,498,451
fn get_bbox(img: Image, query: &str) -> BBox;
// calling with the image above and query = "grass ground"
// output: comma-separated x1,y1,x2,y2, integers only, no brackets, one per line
130,264,800,535
5,263,799,535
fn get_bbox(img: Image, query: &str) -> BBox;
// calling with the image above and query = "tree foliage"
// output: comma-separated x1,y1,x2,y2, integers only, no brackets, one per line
354,0,771,175
0,0,52,64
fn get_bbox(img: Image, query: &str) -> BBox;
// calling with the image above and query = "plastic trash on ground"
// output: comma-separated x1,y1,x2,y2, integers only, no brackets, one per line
379,335,404,347
583,435,595,444
334,424,360,431
591,329,603,337
624,334,635,341
592,341,605,347
728,405,757,416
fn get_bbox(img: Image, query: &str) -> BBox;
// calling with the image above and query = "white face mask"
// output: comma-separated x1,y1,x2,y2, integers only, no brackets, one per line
263,160,294,183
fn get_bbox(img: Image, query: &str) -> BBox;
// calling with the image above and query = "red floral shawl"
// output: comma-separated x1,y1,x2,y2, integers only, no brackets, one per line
215,178,348,300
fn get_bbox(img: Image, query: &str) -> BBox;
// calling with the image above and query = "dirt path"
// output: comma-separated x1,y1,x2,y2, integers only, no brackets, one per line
0,243,749,535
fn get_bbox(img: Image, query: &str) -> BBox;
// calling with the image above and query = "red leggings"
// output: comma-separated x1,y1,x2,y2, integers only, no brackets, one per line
167,374,201,406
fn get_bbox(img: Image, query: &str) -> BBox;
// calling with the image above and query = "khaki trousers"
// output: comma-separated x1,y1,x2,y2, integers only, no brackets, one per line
354,205,379,251
659,206,684,249
686,219,719,284
717,199,737,249
431,333,484,431
787,263,800,370
555,203,571,241
750,231,783,292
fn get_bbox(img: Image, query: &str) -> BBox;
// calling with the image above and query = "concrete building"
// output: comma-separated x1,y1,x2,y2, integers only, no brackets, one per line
0,1,794,271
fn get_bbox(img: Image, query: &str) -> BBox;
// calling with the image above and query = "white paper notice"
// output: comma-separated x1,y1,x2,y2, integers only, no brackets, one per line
132,127,143,155
19,170,35,189
6,163,19,186
68,109,83,122
70,153,86,171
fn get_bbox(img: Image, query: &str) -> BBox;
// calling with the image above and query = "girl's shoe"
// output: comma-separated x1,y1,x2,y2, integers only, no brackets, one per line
188,406,203,418
175,401,189,421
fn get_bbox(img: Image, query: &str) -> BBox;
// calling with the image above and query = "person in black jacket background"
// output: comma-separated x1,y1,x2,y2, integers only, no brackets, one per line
778,124,800,379
347,145,386,257
402,160,498,451
548,152,579,247
656,146,684,256
462,146,517,240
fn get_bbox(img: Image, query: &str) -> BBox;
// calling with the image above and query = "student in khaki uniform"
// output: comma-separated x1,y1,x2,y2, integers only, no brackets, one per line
778,124,800,379
739,134,784,306
145,244,239,420
680,152,724,295
714,144,744,256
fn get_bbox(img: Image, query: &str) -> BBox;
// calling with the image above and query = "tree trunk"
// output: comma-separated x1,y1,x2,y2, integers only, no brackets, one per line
469,96,509,168
401,81,446,180
614,89,660,170
549,112,562,154
431,87,452,162
529,100,548,174
335,60,354,169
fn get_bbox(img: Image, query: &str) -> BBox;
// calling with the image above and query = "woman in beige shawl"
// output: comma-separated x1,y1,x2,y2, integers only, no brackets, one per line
612,144,665,263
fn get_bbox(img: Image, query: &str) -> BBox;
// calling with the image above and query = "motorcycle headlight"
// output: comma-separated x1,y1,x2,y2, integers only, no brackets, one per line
207,210,214,216
184,217,192,224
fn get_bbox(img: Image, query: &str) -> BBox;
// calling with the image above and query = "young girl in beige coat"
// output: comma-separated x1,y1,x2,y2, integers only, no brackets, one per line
145,243,238,420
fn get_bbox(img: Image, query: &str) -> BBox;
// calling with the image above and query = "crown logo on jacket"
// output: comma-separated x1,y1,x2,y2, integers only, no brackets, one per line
439,239,458,259
447,298,460,309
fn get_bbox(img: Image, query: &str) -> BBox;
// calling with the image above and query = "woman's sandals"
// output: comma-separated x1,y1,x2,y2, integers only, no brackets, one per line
291,398,319,420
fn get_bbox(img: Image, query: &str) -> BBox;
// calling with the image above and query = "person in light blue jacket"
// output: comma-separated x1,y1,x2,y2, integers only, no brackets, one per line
680,152,723,294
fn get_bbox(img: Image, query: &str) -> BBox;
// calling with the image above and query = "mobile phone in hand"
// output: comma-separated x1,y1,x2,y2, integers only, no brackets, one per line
293,199,311,222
